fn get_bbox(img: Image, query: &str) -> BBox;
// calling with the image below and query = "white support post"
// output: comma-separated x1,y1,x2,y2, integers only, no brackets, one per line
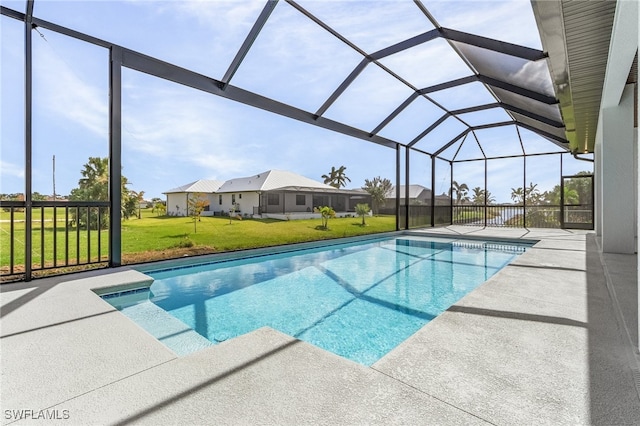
601,84,635,254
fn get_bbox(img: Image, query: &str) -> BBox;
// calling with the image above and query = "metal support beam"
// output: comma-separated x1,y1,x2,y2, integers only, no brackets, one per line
370,28,440,60
315,58,369,118
484,157,488,227
220,0,278,89
523,155,527,227
501,103,565,127
407,114,450,147
480,75,558,104
370,92,420,136
396,144,401,231
24,0,34,281
405,146,410,229
433,129,470,157
559,154,564,229
439,27,547,61
430,155,436,227
109,47,122,267
450,103,500,115
451,133,467,161
449,161,454,223
516,122,568,146
121,49,398,149
416,73,558,106
473,131,487,159
418,75,478,94
471,121,515,131
0,5,23,20
452,150,566,163
286,0,369,57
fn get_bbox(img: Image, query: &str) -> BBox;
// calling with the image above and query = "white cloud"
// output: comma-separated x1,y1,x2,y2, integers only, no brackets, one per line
159,0,265,31
425,0,542,49
297,1,434,53
1,0,554,199
0,160,25,179
121,74,262,181
32,38,108,137
379,38,473,89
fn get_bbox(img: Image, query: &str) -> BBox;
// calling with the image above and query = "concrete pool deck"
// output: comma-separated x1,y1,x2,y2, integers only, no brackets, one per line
1,227,639,424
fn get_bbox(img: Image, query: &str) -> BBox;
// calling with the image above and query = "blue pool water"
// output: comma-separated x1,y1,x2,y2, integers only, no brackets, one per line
102,236,530,365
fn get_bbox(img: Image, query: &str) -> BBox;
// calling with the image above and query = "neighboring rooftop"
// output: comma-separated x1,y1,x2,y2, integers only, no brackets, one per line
216,169,336,193
163,179,224,194
386,184,431,199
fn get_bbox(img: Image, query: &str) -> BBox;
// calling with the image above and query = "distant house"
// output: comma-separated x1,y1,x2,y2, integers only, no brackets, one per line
163,170,370,219
385,185,432,206
163,179,224,217
215,170,368,217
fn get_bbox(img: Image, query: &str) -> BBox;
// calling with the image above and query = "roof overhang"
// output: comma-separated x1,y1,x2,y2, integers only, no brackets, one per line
531,0,617,154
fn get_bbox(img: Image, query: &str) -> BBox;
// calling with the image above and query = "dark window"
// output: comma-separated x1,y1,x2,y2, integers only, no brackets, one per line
268,193,279,205
313,195,329,207
239,193,242,199
296,195,306,205
232,194,236,204
219,195,222,205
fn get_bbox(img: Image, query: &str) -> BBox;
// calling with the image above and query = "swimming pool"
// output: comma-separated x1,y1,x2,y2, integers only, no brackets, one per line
102,235,531,365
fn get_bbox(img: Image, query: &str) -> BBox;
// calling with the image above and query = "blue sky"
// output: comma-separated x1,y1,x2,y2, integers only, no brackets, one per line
0,0,592,203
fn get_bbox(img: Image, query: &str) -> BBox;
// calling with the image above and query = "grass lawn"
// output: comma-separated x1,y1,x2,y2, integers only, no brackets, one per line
1,209,396,272
121,211,396,263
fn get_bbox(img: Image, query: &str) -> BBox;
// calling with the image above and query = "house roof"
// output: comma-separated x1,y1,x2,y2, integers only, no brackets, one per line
163,179,224,194
386,185,431,199
216,170,335,193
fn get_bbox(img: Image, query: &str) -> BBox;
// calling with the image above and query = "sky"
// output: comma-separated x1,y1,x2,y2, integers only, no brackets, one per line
0,0,592,203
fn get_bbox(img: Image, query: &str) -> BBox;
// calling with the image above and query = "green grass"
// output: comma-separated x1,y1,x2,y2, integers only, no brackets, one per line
2,209,396,271
121,213,395,255
1,220,109,270
1,207,60,221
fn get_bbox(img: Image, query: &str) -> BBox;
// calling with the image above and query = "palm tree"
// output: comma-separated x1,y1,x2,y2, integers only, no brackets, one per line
485,190,496,205
322,165,351,189
451,181,469,204
510,187,524,204
355,203,370,226
525,182,541,205
362,176,393,215
471,187,485,205
77,156,109,201
314,205,335,229
544,185,579,205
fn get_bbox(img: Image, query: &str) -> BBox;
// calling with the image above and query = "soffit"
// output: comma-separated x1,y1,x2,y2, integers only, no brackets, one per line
532,0,616,153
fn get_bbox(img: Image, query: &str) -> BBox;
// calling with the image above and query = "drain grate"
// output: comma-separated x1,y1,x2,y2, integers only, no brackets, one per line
633,366,640,401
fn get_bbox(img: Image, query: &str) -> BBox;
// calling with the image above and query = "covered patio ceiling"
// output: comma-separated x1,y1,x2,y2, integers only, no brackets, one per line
532,0,618,154
1,0,588,163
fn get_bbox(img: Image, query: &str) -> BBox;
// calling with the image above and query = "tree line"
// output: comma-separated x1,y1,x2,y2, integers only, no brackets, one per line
450,172,592,206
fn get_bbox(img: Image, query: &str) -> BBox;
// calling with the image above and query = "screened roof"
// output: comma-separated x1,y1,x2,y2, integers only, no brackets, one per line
1,0,570,162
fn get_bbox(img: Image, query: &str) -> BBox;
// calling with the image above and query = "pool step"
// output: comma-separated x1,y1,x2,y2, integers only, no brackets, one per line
121,302,214,356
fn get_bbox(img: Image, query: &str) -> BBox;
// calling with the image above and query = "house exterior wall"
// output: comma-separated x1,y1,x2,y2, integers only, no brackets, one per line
166,193,217,216
211,191,258,215
200,194,217,216
168,190,369,216
166,193,189,216
215,192,259,216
